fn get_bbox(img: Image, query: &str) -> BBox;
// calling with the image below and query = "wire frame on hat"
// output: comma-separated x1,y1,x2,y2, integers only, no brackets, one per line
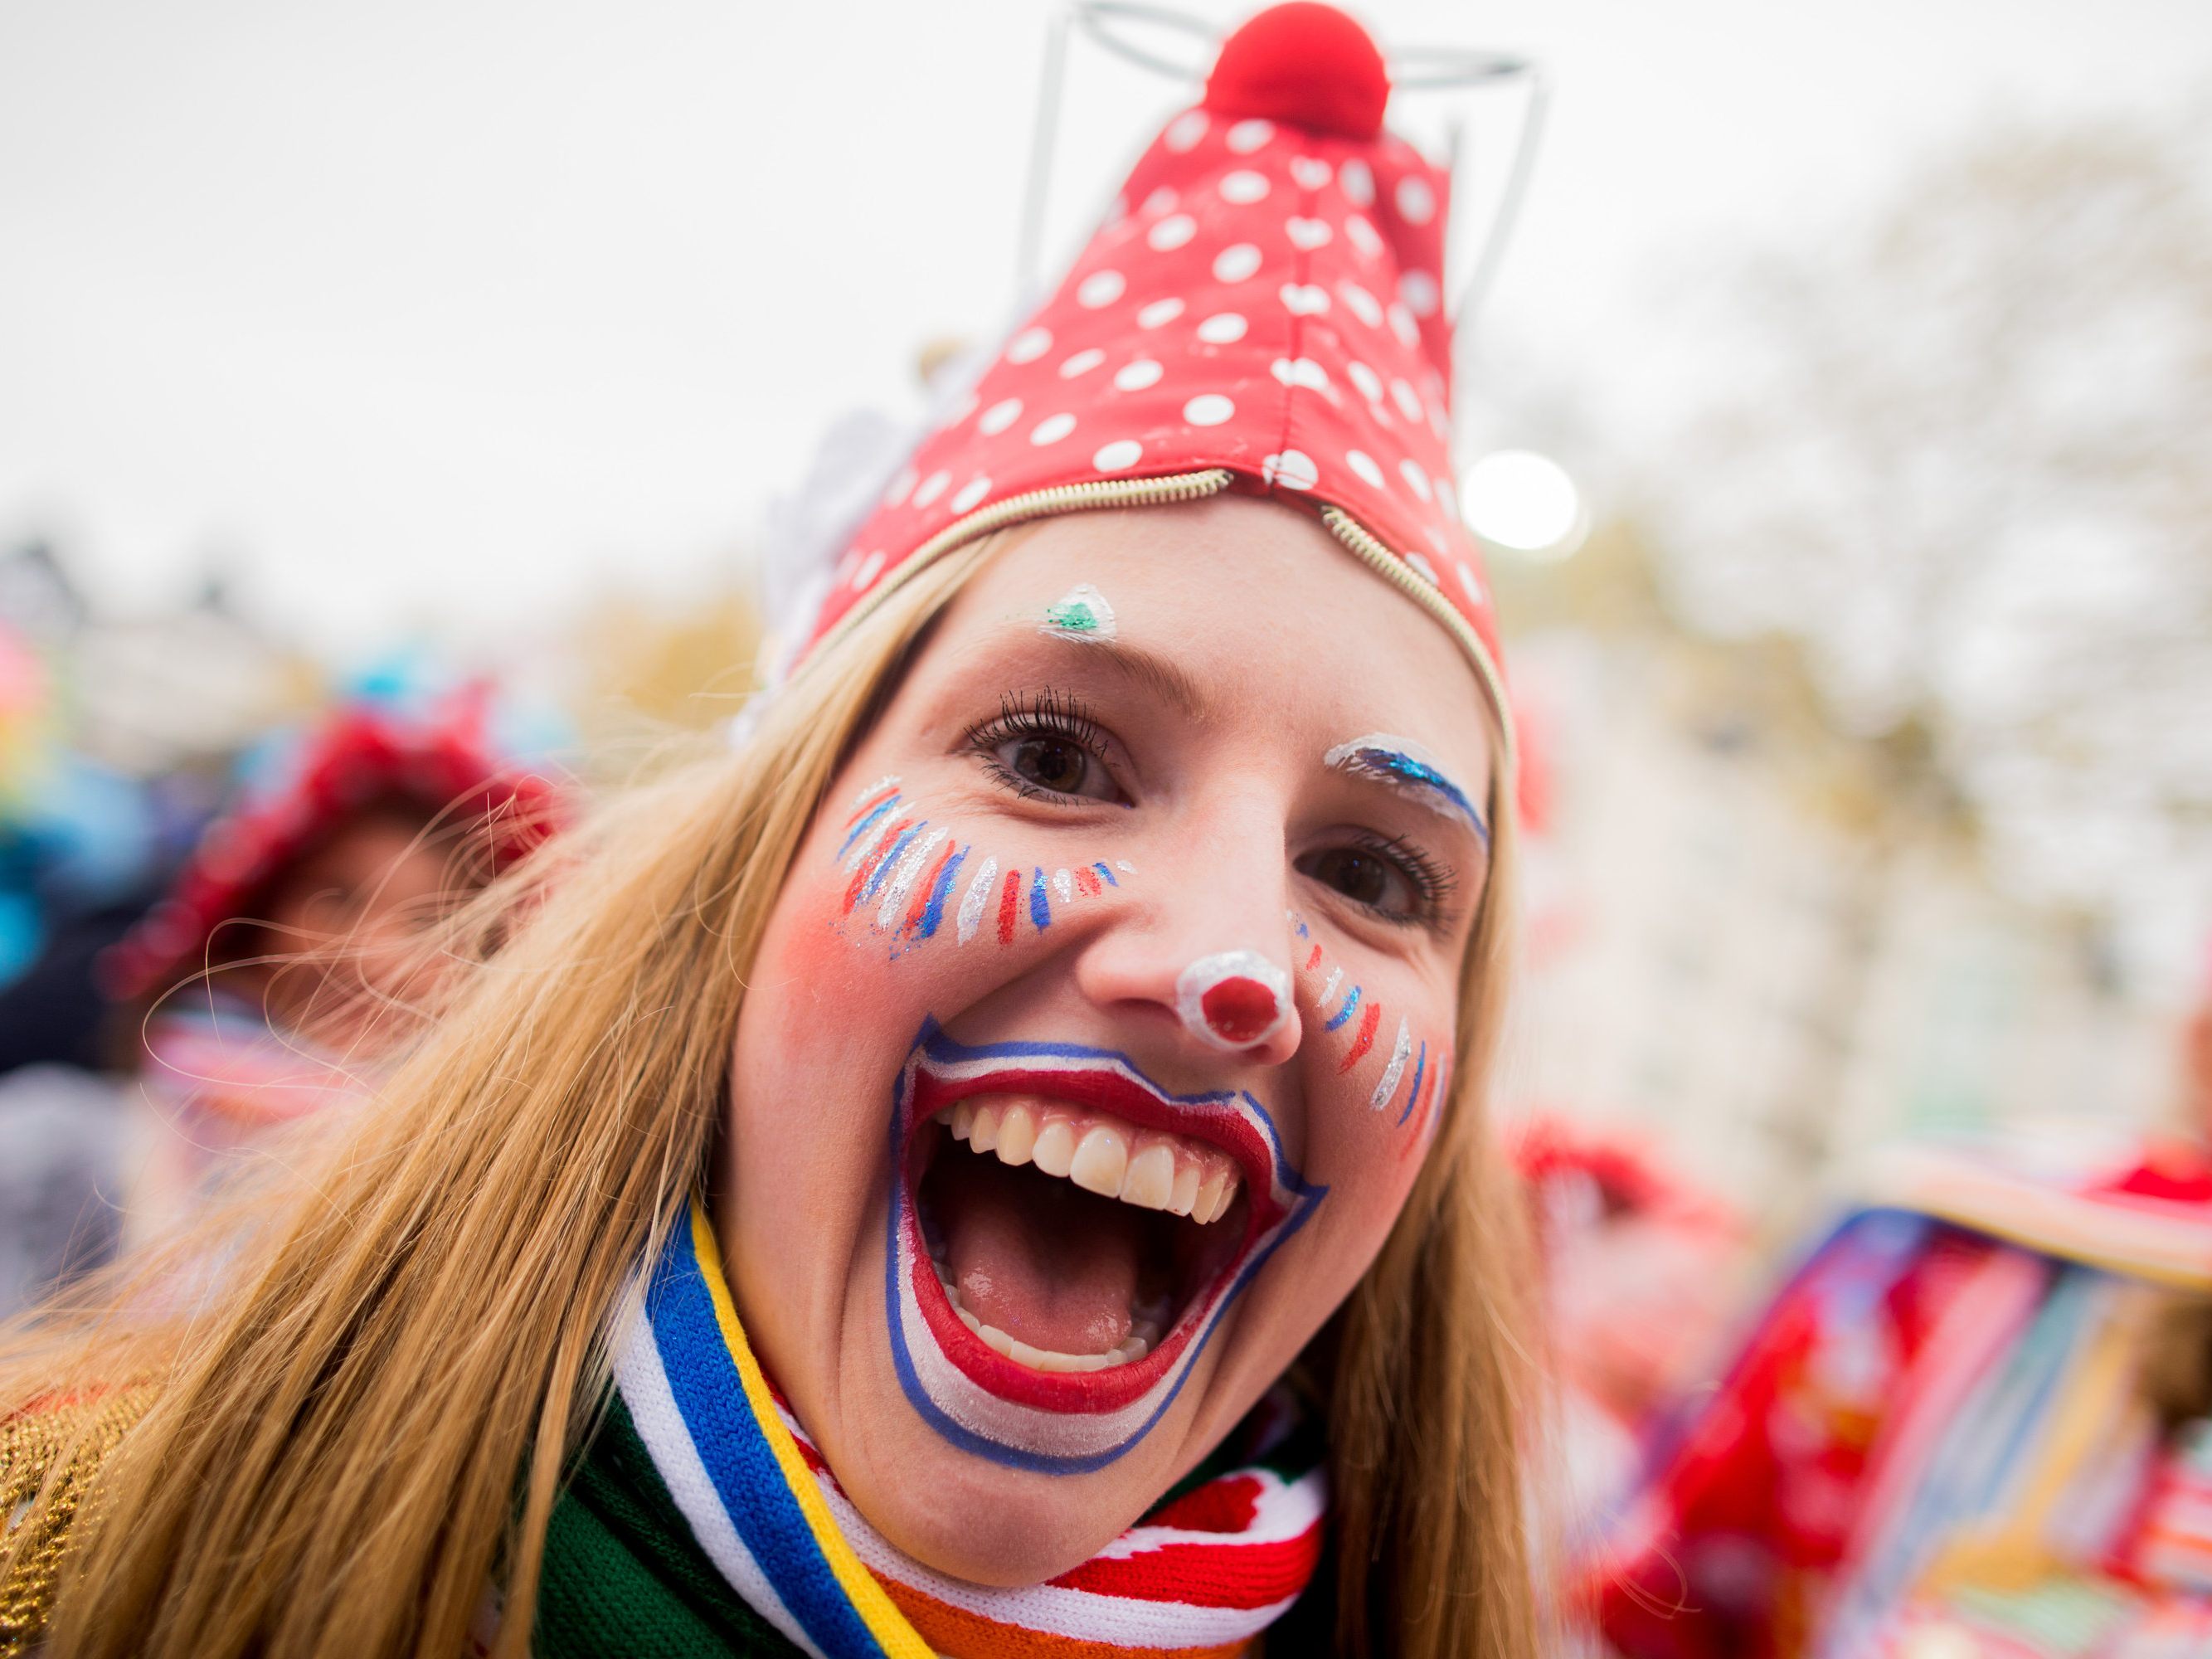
1015,0,1548,423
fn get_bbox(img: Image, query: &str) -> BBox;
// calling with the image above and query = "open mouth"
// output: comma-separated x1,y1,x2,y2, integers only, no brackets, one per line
884,1024,1323,1473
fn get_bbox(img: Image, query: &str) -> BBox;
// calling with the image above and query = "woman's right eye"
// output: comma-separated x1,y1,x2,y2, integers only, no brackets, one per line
964,689,1128,805
994,733,1117,801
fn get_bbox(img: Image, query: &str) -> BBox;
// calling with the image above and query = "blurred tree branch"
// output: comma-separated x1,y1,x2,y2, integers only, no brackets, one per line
1633,105,2212,982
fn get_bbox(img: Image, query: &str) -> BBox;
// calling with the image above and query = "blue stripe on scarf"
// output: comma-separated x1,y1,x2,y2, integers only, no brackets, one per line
644,1229,890,1658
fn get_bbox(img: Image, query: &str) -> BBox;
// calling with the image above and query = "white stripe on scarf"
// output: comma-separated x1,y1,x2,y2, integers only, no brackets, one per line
772,1394,1325,1648
613,1305,832,1659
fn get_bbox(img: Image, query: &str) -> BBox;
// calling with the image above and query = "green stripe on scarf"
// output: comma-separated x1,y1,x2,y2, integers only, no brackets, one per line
537,1394,805,1658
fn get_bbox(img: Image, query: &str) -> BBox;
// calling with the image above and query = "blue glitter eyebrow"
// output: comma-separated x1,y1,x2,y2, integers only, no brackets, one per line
1322,732,1490,849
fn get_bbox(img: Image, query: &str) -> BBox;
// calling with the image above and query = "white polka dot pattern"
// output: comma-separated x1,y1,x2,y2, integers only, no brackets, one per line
801,95,1501,690
1213,243,1263,284
1148,215,1197,251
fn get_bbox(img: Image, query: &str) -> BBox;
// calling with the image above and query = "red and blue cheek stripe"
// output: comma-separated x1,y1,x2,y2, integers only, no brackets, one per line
835,781,1134,956
1290,913,1446,1131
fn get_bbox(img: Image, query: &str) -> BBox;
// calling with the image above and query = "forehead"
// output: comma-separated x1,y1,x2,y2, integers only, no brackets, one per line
923,497,1497,792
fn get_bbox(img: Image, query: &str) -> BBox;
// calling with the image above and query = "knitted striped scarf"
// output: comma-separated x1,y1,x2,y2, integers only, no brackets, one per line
539,1198,1325,1657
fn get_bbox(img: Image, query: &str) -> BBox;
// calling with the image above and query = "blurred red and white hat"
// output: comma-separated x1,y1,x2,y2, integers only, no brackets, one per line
100,687,565,1003
791,2,1512,764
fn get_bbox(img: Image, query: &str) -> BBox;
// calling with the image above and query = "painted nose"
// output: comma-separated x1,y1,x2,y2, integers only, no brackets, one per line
1175,950,1295,1053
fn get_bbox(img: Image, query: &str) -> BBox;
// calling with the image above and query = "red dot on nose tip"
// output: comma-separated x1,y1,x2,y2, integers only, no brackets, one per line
1201,976,1280,1044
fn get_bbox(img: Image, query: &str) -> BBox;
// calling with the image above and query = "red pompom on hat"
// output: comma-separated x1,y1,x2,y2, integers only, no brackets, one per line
1203,2,1390,139
797,2,1510,764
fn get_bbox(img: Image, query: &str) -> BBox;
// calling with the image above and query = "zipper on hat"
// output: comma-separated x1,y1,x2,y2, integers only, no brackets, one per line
805,468,1236,670
1320,506,1516,778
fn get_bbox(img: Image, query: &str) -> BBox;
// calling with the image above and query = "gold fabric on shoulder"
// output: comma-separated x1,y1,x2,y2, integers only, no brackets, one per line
0,1387,155,1657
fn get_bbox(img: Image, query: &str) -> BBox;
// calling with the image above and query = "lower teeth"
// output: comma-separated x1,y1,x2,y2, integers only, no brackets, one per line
932,1262,1159,1373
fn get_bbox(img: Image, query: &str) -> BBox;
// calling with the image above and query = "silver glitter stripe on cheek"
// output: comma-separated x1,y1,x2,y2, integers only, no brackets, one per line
1053,867,1074,905
1369,1015,1413,1111
843,809,902,873
1320,966,1344,1004
955,856,999,945
876,828,948,930
848,774,900,809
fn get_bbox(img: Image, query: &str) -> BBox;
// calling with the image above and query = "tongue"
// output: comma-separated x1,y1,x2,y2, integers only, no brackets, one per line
932,1149,1140,1355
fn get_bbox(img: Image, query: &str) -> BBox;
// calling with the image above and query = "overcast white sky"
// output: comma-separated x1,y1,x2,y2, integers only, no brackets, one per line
2,0,2205,657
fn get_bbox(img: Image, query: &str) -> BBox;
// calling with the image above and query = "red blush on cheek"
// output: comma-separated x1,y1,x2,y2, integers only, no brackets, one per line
778,896,863,989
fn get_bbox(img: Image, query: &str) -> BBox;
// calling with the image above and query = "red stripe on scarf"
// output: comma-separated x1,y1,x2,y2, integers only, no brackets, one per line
877,1580,1258,1659
1047,1530,1323,1611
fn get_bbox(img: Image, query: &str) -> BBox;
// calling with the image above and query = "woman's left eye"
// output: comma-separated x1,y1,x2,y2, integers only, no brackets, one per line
1295,834,1455,926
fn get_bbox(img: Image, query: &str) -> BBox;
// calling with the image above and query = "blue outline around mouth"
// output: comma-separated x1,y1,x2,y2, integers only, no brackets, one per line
882,1019,1326,1474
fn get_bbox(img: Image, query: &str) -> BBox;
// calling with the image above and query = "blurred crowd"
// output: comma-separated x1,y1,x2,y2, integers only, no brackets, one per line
0,545,571,1312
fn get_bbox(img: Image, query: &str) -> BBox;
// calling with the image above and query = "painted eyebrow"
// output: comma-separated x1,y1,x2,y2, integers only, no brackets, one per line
1322,732,1490,848
1040,632,1210,723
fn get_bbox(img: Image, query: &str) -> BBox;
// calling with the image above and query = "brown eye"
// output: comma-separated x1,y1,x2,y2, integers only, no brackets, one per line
999,735,1116,801
1296,844,1418,917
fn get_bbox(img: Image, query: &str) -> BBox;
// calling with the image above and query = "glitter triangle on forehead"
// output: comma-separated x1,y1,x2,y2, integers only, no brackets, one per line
1041,583,1117,642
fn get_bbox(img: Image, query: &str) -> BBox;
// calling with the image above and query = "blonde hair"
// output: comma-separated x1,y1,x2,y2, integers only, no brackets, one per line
0,528,1538,1659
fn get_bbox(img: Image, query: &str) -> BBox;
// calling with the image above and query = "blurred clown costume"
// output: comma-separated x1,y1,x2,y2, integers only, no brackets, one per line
1591,1137,2212,1659
102,684,563,1244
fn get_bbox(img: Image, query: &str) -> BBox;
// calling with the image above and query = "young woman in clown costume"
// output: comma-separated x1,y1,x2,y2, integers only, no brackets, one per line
0,7,1544,1654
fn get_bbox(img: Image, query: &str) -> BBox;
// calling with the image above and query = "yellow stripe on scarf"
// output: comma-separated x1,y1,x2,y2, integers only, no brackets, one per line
686,1199,936,1659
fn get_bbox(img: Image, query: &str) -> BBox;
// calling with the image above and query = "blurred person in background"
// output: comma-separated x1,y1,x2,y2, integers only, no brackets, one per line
1590,954,2212,1657
0,683,561,1320
0,8,1550,1656
95,683,564,1251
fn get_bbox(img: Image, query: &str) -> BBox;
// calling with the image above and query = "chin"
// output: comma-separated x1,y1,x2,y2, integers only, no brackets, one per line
873,1020,1323,1484
842,1440,1167,1587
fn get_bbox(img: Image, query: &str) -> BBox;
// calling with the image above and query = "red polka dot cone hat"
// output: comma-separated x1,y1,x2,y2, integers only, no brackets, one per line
798,2,1511,766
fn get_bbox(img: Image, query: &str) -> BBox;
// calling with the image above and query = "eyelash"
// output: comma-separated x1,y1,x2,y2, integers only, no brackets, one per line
1341,831,1460,929
961,688,1115,802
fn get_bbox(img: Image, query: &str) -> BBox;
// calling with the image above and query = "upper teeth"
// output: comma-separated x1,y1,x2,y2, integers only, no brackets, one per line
941,1097,1243,1224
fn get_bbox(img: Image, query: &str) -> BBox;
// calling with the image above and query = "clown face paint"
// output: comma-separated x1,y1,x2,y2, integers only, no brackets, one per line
1173,950,1292,1051
1322,732,1490,849
720,498,1495,1587
1291,912,1448,1136
1039,583,1117,643
885,1023,1322,1473
838,778,1135,957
